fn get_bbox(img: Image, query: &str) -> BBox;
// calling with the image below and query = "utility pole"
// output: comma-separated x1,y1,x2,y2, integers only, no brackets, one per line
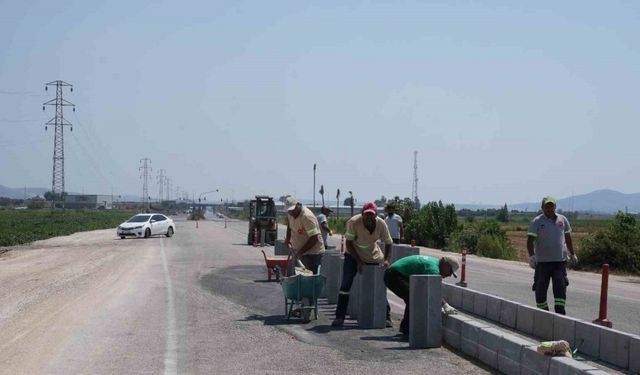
313,163,317,208
157,169,166,202
139,158,152,212
43,80,75,207
411,150,420,209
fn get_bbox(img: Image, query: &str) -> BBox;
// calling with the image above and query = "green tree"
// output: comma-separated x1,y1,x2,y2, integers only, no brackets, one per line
496,203,509,223
579,212,640,273
374,195,387,207
404,201,458,248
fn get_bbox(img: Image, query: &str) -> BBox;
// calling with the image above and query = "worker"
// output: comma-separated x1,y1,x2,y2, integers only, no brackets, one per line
332,202,394,328
316,206,334,250
527,196,578,315
284,197,325,274
385,255,459,335
384,204,404,244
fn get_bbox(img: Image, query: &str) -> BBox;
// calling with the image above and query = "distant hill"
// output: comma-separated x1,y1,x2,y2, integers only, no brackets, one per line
0,185,48,199
510,189,640,214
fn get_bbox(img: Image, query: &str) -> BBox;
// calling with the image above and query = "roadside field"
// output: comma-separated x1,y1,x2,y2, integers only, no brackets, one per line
0,209,133,247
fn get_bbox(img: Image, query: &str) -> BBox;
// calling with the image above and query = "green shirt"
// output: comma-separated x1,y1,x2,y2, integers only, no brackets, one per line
389,255,440,277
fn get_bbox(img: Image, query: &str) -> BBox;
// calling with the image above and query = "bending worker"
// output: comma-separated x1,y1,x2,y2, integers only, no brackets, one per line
384,255,459,335
332,202,393,328
527,196,578,315
284,197,325,274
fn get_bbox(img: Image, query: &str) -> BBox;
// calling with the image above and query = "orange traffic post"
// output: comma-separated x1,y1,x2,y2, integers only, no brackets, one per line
593,264,613,328
457,248,468,287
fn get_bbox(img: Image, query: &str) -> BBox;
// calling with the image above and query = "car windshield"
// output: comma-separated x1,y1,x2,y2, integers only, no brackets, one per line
127,215,151,223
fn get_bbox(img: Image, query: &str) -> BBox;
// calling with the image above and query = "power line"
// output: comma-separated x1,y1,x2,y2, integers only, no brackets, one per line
43,80,75,205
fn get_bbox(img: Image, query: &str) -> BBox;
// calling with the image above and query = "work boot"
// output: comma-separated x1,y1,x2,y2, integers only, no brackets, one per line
331,318,344,327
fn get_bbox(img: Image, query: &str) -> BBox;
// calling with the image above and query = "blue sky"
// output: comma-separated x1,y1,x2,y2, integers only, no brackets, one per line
1,0,639,205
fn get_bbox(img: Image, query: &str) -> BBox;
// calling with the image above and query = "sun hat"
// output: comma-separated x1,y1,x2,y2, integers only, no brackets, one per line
285,196,299,211
442,256,460,278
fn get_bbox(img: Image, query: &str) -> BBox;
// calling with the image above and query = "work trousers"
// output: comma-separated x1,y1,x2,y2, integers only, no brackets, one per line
534,261,567,315
335,253,390,320
299,254,323,275
384,268,410,333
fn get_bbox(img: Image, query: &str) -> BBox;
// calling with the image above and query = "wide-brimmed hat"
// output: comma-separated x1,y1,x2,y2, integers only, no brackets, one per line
442,256,460,278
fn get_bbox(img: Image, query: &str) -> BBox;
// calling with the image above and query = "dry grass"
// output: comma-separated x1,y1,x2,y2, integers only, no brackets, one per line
507,231,590,262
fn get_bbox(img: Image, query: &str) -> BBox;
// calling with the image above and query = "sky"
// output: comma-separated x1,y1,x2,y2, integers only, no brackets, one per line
1,0,639,205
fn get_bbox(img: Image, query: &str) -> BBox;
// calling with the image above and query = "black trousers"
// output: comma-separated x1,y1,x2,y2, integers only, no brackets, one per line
384,268,410,333
534,261,567,315
335,254,390,320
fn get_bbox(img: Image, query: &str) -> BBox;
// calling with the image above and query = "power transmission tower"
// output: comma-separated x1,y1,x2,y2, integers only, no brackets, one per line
139,158,152,211
165,177,171,201
411,150,420,209
157,169,166,202
43,80,75,206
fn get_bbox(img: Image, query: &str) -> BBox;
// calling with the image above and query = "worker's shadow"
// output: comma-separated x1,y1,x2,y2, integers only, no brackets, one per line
239,314,302,326
361,334,409,344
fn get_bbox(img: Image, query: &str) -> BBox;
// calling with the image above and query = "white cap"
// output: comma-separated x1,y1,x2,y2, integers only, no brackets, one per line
285,196,299,211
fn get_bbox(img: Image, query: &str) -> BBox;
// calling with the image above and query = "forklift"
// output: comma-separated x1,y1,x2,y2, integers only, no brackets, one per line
247,195,278,245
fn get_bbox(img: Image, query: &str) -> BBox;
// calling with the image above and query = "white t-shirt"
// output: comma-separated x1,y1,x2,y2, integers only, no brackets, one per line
316,213,329,246
385,213,403,239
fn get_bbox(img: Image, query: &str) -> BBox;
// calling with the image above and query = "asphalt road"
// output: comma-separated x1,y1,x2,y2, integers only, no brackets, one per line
0,217,493,375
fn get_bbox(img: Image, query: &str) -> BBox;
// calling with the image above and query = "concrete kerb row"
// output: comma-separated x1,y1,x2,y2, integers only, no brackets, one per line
442,283,640,374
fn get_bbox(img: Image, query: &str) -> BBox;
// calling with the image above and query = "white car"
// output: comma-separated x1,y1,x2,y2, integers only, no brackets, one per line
117,213,175,239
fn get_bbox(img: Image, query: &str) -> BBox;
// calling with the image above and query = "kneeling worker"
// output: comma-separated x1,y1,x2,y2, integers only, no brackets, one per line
384,255,459,335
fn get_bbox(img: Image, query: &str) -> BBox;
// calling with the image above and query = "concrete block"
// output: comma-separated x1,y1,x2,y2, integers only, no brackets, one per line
478,328,503,369
319,252,337,298
486,295,503,323
583,371,612,375
498,355,521,375
521,346,551,375
442,283,453,305
499,299,519,329
575,321,601,358
630,335,640,374
532,309,555,341
473,292,488,317
357,265,387,329
516,304,535,335
347,273,361,319
460,320,490,358
599,327,630,369
274,239,287,255
499,332,532,362
326,254,343,304
390,244,418,264
461,288,475,313
553,315,578,348
443,314,471,334
549,356,597,375
444,328,460,349
448,284,463,309
409,275,442,348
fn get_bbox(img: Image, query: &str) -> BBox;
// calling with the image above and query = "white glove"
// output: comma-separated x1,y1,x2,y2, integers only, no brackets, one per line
529,255,537,269
570,254,578,265
442,303,457,315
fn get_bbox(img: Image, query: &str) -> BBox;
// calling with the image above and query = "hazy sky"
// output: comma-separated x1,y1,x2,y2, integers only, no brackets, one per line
1,0,639,205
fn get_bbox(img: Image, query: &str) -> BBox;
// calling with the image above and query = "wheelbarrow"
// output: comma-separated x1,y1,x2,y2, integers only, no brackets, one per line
260,249,290,281
282,271,326,323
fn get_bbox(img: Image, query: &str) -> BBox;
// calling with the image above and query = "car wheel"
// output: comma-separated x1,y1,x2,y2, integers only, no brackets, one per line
166,227,174,238
120,236,126,239
144,228,151,238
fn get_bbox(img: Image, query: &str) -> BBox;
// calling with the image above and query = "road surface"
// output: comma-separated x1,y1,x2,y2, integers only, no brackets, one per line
0,217,492,375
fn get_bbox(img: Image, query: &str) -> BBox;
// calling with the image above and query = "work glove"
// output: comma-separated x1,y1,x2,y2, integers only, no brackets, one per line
570,254,578,265
442,303,457,315
529,255,537,269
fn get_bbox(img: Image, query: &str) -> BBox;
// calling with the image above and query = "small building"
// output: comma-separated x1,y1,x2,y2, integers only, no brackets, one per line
64,194,113,209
